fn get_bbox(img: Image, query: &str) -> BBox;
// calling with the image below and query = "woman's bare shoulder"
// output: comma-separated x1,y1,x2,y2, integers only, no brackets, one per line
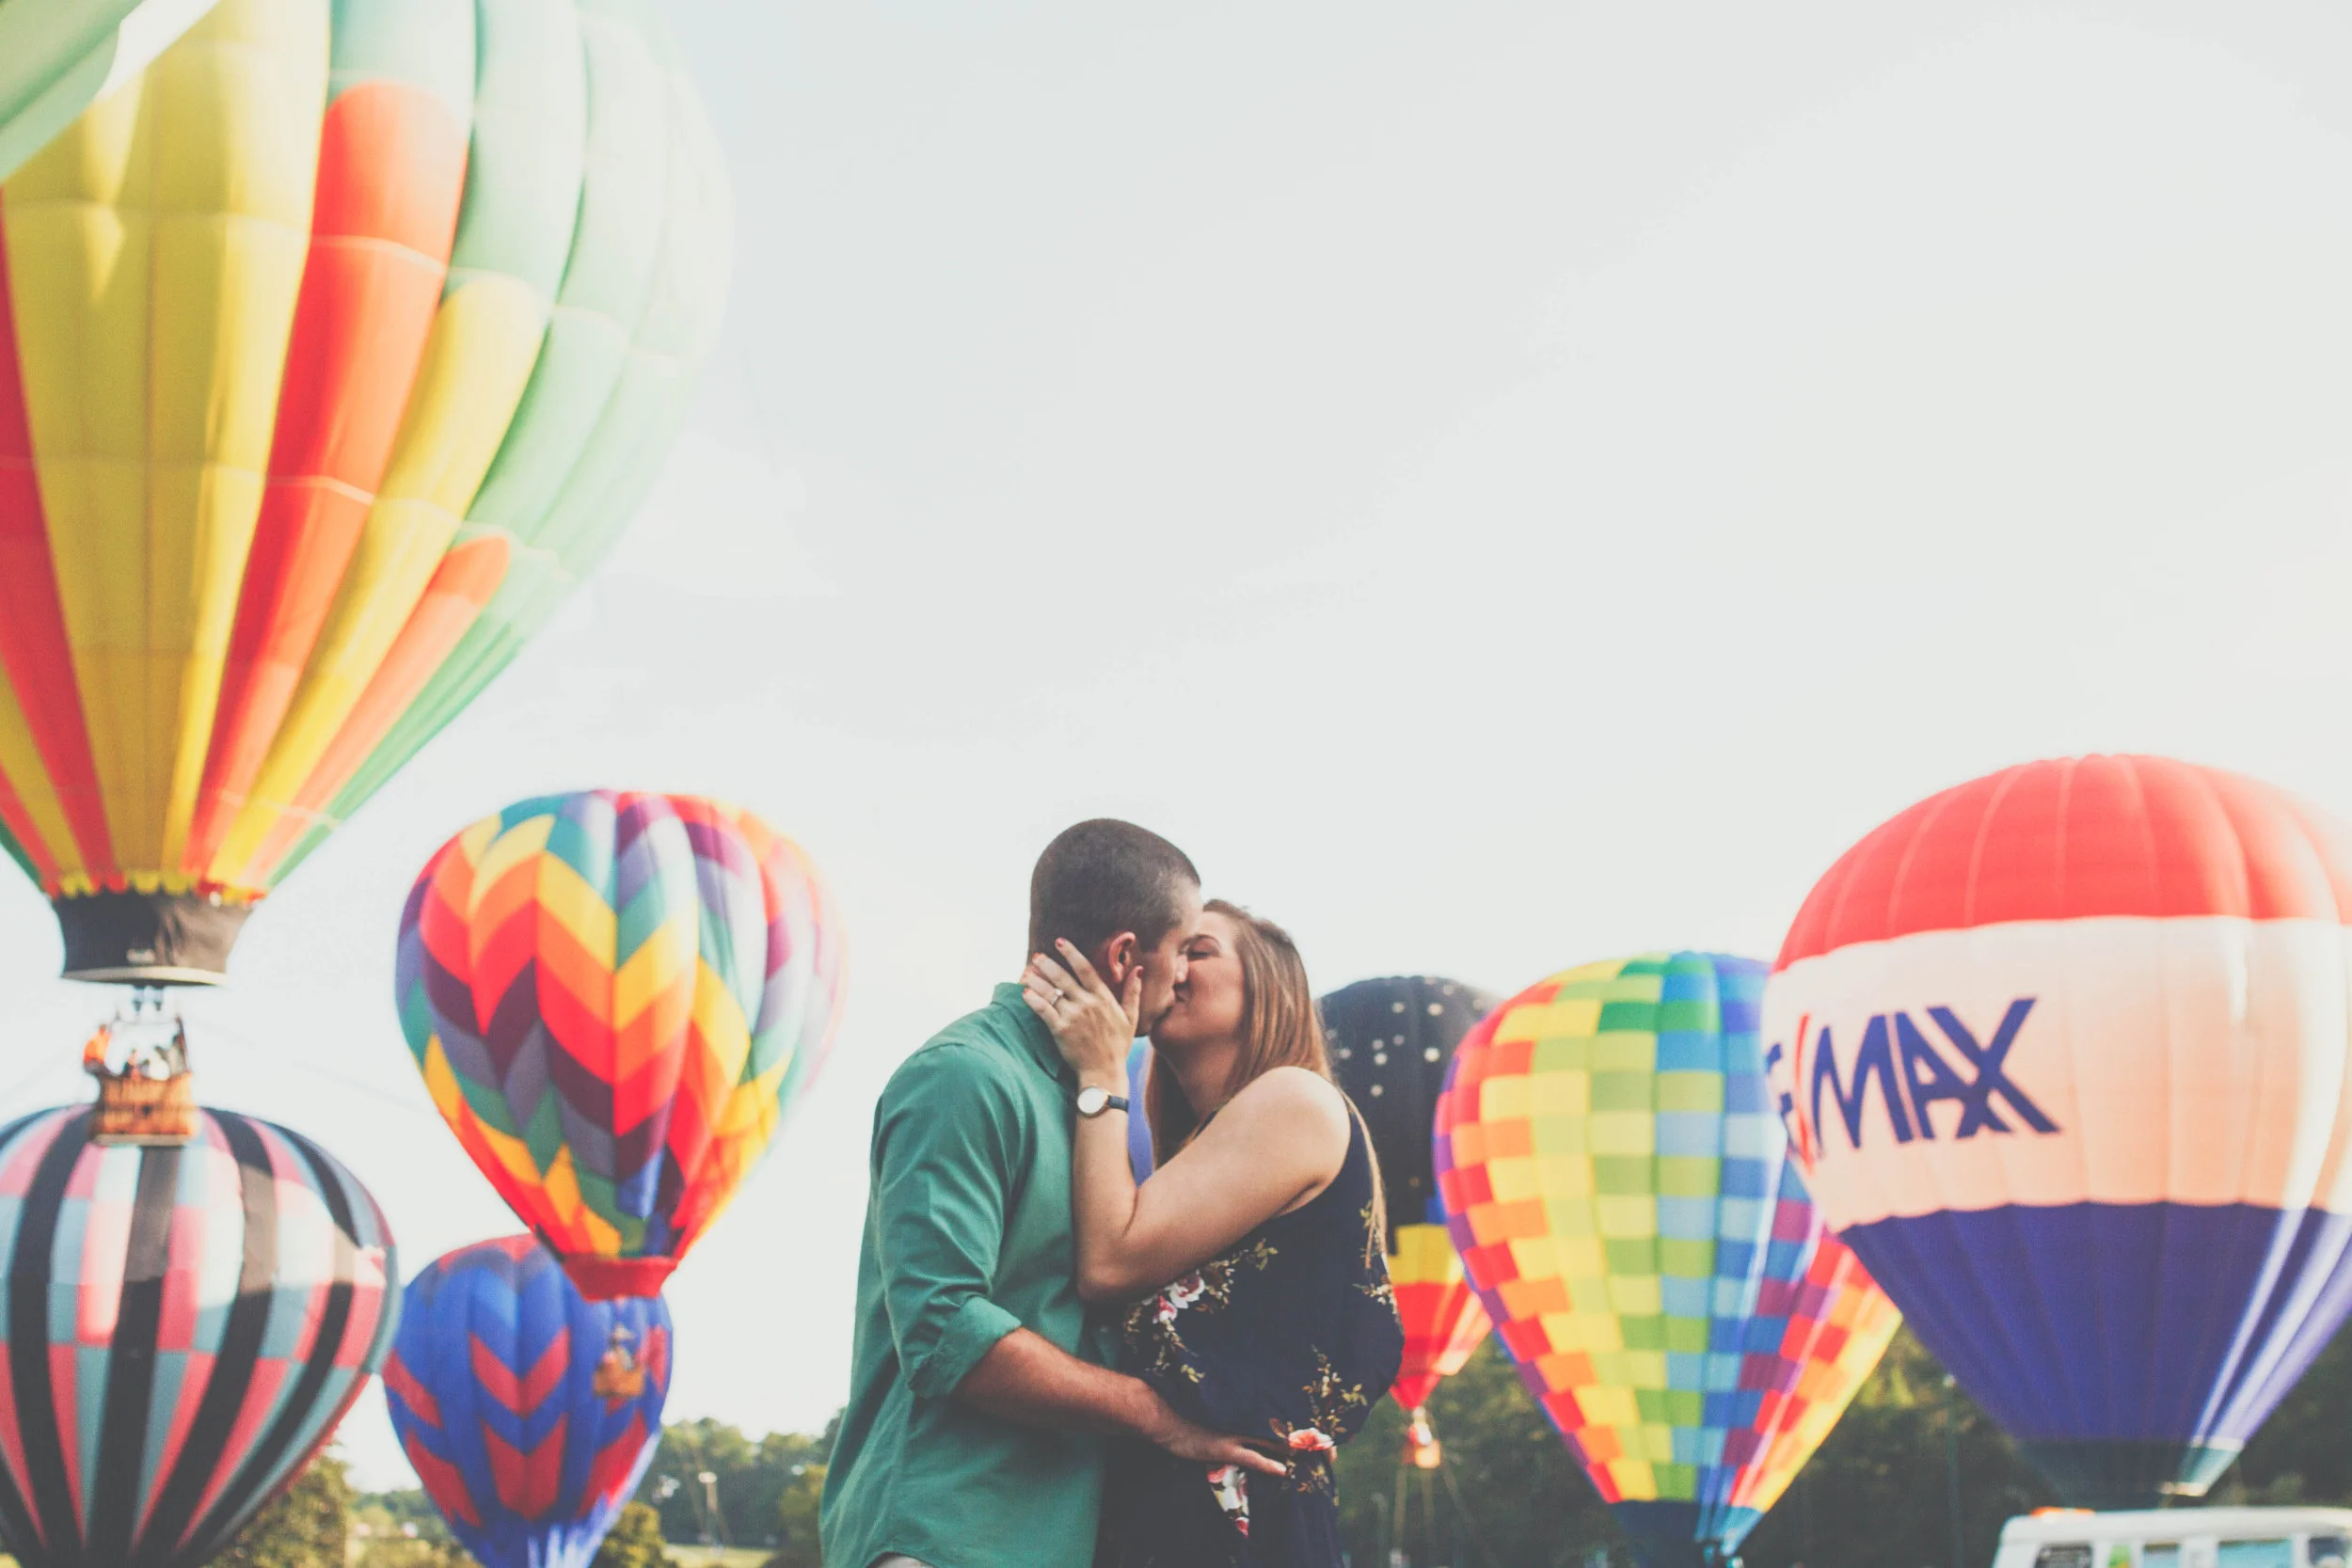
1223,1066,1350,1137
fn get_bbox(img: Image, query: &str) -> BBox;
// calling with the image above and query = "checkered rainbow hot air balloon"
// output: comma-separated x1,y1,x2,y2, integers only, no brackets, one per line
396,791,845,1299
1432,952,1900,1568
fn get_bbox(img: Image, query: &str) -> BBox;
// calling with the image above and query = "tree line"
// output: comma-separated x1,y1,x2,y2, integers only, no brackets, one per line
208,1316,2345,1568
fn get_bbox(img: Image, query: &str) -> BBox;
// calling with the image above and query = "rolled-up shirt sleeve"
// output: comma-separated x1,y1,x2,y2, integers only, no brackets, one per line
873,1044,1027,1398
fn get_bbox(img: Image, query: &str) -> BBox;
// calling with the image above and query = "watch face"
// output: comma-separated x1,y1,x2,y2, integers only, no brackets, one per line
1076,1085,1109,1117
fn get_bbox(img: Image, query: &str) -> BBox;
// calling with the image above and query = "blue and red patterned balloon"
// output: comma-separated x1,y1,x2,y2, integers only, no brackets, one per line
0,1104,396,1568
384,1236,673,1568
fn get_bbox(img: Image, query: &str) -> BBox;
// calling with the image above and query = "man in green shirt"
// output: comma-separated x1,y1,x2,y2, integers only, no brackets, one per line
821,819,1281,1568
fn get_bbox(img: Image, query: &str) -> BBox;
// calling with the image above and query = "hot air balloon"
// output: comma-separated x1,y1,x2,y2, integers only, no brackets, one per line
0,0,732,986
0,0,217,181
0,1103,395,1568
385,1236,672,1568
1322,975,1498,1445
397,791,846,1299
1760,754,2352,1509
1123,1037,1156,1181
1434,953,1900,1568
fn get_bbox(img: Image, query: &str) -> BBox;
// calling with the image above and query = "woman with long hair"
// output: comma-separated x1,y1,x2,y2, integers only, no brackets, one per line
1024,899,1403,1567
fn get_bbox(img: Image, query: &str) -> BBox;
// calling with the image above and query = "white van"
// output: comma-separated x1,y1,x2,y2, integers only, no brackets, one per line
1993,1508,2352,1568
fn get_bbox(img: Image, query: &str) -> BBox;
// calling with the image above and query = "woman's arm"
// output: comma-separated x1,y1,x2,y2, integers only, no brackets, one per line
1025,944,1351,1304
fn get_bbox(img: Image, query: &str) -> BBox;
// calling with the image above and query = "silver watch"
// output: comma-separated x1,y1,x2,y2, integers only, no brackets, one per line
1075,1085,1130,1118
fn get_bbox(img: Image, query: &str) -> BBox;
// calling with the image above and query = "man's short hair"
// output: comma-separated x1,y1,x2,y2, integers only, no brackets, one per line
1028,819,1200,958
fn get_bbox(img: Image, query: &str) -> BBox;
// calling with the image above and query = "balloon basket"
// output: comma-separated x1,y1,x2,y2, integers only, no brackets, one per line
82,991,198,1148
1404,1407,1442,1469
91,1069,198,1147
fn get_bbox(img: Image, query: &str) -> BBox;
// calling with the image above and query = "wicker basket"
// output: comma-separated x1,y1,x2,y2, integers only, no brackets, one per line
91,1068,198,1147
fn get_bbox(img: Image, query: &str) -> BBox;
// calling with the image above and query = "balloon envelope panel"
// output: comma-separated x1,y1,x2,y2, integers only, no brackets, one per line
0,0,731,984
1434,953,1898,1568
0,0,217,182
384,1237,671,1568
1763,753,2352,1508
0,1104,396,1568
397,791,847,1299
1323,974,1498,1412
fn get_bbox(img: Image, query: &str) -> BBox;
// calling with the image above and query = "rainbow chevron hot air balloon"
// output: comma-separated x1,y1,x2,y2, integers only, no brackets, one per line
385,1237,671,1568
396,791,846,1299
1432,953,1899,1568
0,0,731,985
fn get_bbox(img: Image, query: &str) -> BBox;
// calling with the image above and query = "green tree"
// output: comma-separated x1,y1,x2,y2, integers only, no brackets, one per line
769,1461,826,1568
594,1503,675,1568
355,1489,453,1543
2229,1316,2352,1508
1740,1328,2054,1568
216,1449,356,1568
633,1418,834,1551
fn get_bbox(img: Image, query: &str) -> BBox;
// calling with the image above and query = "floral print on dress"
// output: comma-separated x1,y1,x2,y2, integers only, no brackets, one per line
1104,1111,1404,1567
1123,1237,1279,1386
1156,1272,1207,1323
1208,1464,1250,1536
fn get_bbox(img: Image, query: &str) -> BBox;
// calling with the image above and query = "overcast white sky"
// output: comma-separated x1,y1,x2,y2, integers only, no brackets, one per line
10,1,2352,1491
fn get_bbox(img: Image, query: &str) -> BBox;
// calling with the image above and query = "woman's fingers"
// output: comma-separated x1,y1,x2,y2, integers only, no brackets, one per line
1219,1439,1288,1478
1053,939,1121,1004
1028,949,1080,997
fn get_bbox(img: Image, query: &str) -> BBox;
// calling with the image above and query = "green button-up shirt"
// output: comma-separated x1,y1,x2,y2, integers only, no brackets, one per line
820,984,1107,1568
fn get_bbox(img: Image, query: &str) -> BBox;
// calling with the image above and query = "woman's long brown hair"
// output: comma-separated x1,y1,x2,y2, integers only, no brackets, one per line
1146,899,1383,1243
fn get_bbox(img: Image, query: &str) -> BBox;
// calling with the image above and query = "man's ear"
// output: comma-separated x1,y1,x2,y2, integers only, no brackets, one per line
1101,931,1140,985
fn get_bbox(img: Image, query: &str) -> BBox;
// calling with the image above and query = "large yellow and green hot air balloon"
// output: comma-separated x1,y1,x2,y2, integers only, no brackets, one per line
0,0,218,181
1433,952,1900,1568
0,0,731,985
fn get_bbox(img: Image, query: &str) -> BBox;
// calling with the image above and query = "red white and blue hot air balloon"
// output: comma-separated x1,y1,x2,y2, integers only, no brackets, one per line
1762,755,2352,1508
384,1237,672,1568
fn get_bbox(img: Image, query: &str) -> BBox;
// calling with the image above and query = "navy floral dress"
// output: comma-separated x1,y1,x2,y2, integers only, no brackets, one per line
1103,1110,1404,1567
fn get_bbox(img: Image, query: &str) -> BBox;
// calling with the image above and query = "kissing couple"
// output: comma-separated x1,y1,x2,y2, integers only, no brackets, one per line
822,819,1405,1568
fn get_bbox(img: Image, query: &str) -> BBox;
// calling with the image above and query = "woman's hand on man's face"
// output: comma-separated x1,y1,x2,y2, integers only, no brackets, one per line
1022,940,1139,1089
